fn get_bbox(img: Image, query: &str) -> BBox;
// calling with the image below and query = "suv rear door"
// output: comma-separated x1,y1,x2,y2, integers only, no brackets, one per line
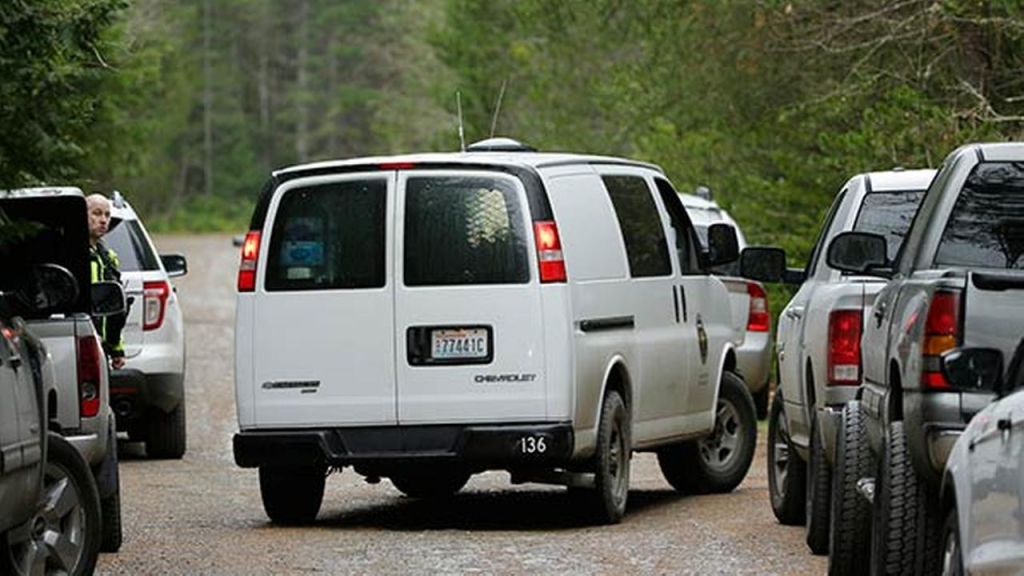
252,174,396,426
393,170,547,424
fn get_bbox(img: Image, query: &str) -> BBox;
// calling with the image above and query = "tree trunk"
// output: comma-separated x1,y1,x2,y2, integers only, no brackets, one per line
295,0,310,163
202,0,214,196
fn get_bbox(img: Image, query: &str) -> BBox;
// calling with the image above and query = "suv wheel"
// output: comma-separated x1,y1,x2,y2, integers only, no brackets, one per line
390,470,471,499
806,413,831,555
828,401,871,575
146,403,186,459
259,465,326,525
590,390,630,524
869,422,941,575
767,390,806,524
1,434,101,575
660,371,756,495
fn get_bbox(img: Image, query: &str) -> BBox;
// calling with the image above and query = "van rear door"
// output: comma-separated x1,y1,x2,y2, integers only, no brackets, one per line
393,170,547,424
251,174,397,426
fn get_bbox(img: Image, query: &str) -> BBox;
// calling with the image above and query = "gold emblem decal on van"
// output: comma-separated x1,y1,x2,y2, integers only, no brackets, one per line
262,380,320,392
474,373,537,384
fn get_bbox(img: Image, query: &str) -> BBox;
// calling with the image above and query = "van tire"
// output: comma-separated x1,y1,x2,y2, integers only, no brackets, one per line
767,390,806,525
146,403,186,460
828,401,871,576
390,470,471,498
661,371,756,495
1,434,101,575
259,465,325,525
590,390,630,524
805,413,831,555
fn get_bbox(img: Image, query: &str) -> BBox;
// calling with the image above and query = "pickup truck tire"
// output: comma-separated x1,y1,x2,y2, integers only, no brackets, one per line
828,401,871,576
1,434,101,576
591,390,630,524
940,507,963,576
259,465,325,525
390,470,471,498
767,390,805,524
146,403,186,460
805,413,831,555
660,371,756,495
869,422,941,575
753,385,770,421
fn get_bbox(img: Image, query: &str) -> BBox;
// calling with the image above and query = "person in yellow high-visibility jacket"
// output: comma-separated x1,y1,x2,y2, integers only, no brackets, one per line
86,194,127,369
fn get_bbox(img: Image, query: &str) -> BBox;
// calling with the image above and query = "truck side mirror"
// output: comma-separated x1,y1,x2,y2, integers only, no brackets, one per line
739,247,789,284
827,232,889,276
91,281,126,317
9,263,80,315
941,348,1004,394
706,223,739,267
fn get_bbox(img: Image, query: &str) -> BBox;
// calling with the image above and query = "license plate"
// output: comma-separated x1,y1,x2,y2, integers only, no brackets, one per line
431,328,489,360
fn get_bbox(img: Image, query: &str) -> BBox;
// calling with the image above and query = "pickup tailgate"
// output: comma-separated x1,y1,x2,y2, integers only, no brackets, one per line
963,270,1024,361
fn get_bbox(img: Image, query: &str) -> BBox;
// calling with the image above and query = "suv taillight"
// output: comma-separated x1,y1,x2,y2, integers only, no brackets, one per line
828,309,862,386
237,230,261,292
76,335,102,418
533,221,566,283
922,290,961,389
143,280,170,331
747,282,770,332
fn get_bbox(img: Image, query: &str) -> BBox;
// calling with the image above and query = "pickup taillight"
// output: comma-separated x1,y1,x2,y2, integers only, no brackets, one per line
921,290,961,389
828,309,862,386
76,335,102,418
143,280,170,331
747,282,770,332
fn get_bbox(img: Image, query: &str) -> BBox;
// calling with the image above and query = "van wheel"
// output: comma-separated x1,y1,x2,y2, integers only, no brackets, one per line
805,413,831,555
590,390,630,524
869,422,941,575
828,401,871,576
1,434,101,576
146,403,186,460
662,371,756,495
390,470,471,498
767,390,806,524
940,506,963,576
259,465,325,525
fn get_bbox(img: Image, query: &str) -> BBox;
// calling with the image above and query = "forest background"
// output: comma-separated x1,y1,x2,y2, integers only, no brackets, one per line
3,0,1023,282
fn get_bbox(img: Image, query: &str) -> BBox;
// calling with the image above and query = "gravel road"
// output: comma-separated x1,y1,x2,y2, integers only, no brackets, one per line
95,233,825,575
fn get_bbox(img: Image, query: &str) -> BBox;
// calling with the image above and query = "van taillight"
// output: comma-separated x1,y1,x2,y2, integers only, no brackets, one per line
922,290,961,389
533,221,566,283
237,230,261,292
76,335,102,418
143,280,170,331
747,282,770,332
828,309,862,386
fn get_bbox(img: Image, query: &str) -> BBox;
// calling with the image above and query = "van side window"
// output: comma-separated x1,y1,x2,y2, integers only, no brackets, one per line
265,179,386,291
653,178,701,274
603,175,672,278
404,175,529,286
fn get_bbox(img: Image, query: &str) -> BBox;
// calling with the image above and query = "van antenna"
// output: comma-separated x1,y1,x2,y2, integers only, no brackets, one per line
456,91,466,152
489,79,507,138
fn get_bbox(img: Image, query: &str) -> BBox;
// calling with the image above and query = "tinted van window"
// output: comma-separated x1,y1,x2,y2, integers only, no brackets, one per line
853,190,925,258
265,179,387,290
935,162,1024,269
105,220,160,272
603,175,671,277
404,174,529,286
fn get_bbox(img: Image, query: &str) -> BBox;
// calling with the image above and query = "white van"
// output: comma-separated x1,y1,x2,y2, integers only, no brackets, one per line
233,138,757,524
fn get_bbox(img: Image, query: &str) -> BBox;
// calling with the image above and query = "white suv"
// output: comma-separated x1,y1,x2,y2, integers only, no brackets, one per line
104,192,188,459
233,138,758,525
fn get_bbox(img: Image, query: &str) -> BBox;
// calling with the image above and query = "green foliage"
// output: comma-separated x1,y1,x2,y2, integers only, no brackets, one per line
145,194,253,233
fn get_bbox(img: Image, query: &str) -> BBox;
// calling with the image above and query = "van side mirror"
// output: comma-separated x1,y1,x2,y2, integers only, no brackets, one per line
91,281,126,317
826,232,890,276
941,348,1004,394
706,223,739,267
739,247,799,284
161,253,188,278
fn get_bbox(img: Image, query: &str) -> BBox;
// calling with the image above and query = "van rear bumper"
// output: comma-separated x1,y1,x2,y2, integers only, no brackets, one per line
233,423,574,469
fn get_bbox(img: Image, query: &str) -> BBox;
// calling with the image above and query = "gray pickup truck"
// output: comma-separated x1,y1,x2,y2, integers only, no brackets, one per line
0,188,126,554
825,143,1024,574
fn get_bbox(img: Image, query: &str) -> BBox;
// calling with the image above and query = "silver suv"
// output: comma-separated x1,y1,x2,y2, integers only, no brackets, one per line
104,191,188,459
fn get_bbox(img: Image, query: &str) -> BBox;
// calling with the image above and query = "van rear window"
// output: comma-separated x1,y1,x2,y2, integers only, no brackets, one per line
403,175,529,286
265,179,386,291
